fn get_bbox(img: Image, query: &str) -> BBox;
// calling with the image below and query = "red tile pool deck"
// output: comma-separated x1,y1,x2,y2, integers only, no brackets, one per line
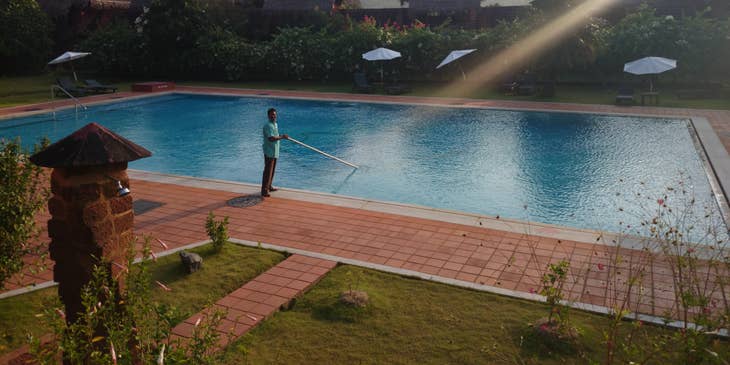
2,87,729,325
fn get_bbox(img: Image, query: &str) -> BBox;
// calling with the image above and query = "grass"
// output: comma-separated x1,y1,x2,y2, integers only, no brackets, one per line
0,242,285,355
0,74,137,108
0,74,58,108
148,243,285,321
222,265,729,365
0,287,56,355
2,74,729,110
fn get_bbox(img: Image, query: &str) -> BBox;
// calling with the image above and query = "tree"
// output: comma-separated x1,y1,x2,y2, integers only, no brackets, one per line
0,0,53,75
139,0,211,77
527,0,609,78
80,21,146,76
0,138,49,289
600,5,730,81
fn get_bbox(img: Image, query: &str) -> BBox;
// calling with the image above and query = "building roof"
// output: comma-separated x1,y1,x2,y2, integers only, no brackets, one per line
30,123,152,167
89,0,131,9
408,0,481,9
263,0,333,10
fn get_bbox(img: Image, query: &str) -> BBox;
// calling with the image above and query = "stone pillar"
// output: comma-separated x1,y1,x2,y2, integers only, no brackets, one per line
47,163,134,323
30,122,151,325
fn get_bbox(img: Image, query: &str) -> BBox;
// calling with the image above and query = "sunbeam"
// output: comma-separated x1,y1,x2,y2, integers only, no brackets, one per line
440,0,620,98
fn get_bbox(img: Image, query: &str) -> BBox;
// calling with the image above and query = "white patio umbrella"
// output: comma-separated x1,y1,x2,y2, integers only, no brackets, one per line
362,47,402,83
48,51,91,81
436,49,477,80
623,56,677,92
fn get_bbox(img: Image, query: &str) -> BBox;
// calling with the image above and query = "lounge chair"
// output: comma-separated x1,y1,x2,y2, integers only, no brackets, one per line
352,72,374,93
85,79,118,93
499,75,518,95
615,86,634,105
517,74,538,96
56,77,88,97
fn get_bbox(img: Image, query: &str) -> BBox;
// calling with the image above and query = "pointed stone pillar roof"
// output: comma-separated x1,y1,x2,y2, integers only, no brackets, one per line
30,122,152,167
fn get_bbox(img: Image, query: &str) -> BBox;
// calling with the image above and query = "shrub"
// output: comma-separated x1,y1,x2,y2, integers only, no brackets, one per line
0,0,53,75
265,27,335,81
330,16,389,78
540,260,570,325
0,138,49,290
79,21,145,76
139,0,211,77
205,212,229,252
600,5,730,82
196,26,255,81
391,24,443,79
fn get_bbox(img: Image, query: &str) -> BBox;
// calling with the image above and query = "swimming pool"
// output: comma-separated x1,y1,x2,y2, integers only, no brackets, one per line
1,93,723,236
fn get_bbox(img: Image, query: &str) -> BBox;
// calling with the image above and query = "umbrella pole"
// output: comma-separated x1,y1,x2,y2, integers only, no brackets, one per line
458,63,466,81
71,63,77,82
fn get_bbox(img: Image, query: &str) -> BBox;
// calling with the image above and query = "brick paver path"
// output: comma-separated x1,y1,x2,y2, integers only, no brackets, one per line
170,254,336,349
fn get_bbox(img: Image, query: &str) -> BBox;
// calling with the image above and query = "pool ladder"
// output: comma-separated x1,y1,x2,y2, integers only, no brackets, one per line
50,85,87,120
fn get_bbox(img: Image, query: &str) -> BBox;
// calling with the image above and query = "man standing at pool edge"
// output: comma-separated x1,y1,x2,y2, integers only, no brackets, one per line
262,108,288,197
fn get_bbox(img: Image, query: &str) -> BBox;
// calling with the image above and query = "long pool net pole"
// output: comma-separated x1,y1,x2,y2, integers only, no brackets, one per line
287,137,359,169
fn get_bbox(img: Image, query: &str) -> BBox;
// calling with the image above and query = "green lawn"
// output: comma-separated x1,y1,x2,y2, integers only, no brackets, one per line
222,265,728,365
2,74,728,110
0,243,285,355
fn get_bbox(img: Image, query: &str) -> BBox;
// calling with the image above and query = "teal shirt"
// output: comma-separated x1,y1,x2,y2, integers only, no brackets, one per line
262,121,280,158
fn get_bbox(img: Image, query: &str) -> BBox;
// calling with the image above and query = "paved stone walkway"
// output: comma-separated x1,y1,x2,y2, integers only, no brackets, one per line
170,254,336,350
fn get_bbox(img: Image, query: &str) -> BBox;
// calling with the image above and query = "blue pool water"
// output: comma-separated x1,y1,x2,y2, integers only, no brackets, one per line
1,93,722,235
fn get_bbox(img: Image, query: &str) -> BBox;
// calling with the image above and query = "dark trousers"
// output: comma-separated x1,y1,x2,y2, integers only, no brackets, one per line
261,156,277,194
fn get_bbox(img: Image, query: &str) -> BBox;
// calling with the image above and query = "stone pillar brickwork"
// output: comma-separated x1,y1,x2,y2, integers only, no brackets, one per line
47,163,135,323
30,122,151,329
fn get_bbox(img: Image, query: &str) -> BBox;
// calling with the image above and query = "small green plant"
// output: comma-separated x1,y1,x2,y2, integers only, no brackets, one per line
205,212,229,252
541,260,570,325
531,260,580,350
339,268,369,309
181,307,227,365
344,268,362,295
